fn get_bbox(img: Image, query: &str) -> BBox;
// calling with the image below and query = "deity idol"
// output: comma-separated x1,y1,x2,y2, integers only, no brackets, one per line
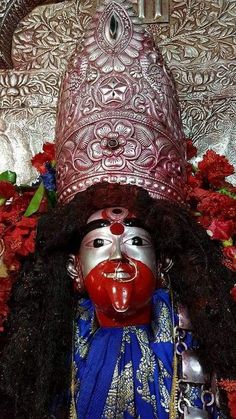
1,1,236,418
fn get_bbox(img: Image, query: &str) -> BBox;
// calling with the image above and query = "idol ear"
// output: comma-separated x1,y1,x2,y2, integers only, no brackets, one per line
67,255,85,293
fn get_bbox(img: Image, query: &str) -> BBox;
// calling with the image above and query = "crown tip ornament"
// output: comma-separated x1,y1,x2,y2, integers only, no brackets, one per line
55,0,187,205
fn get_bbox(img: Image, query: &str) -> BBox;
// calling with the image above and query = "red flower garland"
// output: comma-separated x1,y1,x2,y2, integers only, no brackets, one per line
0,181,16,199
0,143,55,331
218,380,236,419
186,142,236,273
198,150,235,188
31,142,55,174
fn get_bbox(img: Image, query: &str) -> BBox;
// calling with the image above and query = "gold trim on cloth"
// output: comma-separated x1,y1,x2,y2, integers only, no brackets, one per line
169,290,178,419
70,319,77,419
169,351,178,419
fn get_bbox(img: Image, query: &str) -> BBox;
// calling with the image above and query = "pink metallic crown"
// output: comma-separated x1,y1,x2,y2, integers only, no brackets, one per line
55,0,187,204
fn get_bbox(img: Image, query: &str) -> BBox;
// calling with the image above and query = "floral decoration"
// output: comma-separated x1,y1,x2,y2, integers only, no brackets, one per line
186,146,236,273
198,150,235,188
0,142,56,331
186,142,236,417
0,186,44,331
12,0,93,71
90,122,141,169
87,5,143,74
31,142,55,174
0,0,7,15
218,380,236,419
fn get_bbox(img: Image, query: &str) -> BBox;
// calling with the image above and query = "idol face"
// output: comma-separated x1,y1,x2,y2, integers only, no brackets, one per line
77,207,157,327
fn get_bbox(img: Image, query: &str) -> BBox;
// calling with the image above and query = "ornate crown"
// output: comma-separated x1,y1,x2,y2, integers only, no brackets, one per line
55,0,187,204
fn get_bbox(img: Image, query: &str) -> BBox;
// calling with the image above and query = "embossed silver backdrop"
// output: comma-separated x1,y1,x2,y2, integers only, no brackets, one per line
0,0,235,185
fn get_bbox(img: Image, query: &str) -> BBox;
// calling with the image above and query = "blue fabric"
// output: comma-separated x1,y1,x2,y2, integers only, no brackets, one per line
72,289,218,418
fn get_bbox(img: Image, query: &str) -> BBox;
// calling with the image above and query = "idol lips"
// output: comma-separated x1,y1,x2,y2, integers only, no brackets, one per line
103,267,135,282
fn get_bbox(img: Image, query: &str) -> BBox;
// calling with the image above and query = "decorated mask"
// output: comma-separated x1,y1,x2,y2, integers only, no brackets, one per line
74,207,157,327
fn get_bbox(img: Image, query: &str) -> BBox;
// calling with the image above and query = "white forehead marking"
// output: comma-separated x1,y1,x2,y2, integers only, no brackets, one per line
87,207,129,223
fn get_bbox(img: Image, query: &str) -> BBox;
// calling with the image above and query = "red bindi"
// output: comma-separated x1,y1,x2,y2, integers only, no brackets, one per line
110,222,125,235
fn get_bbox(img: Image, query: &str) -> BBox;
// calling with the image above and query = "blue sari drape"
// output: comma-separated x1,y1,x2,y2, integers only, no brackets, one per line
71,289,217,418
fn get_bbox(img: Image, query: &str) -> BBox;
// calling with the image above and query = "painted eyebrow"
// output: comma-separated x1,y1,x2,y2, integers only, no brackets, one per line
123,218,147,230
82,220,111,236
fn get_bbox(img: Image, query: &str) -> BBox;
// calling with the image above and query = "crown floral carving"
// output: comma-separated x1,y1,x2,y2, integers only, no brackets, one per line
56,0,187,204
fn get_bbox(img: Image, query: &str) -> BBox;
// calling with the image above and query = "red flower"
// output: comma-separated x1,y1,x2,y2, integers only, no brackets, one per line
223,246,236,272
186,139,197,160
0,275,11,293
4,219,37,257
0,181,16,199
198,150,234,188
230,393,236,418
189,187,211,201
43,142,55,159
17,230,36,256
3,250,21,272
187,174,202,189
0,193,33,224
0,276,11,302
0,276,12,331
219,381,236,419
198,215,211,229
15,217,38,229
31,142,55,174
0,183,47,331
198,192,236,220
31,154,48,174
187,187,212,210
207,219,235,241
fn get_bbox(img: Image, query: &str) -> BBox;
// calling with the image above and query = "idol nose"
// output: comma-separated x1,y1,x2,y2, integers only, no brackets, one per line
109,237,123,261
109,237,128,262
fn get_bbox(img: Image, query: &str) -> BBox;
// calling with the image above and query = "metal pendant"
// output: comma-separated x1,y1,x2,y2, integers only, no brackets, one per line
182,350,209,384
184,406,209,419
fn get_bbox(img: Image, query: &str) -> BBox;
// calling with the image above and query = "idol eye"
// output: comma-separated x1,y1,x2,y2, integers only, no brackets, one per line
94,239,105,248
85,238,112,248
132,236,143,246
88,238,112,248
124,236,150,246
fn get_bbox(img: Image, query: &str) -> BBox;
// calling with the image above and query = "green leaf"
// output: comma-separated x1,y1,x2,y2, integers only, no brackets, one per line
24,183,45,217
0,198,6,206
0,171,17,184
218,188,236,200
223,239,233,247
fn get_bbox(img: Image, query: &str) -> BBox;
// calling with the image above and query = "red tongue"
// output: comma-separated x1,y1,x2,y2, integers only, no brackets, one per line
105,281,133,312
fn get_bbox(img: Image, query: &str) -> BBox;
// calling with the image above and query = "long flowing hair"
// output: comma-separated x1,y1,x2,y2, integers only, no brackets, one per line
1,183,235,418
